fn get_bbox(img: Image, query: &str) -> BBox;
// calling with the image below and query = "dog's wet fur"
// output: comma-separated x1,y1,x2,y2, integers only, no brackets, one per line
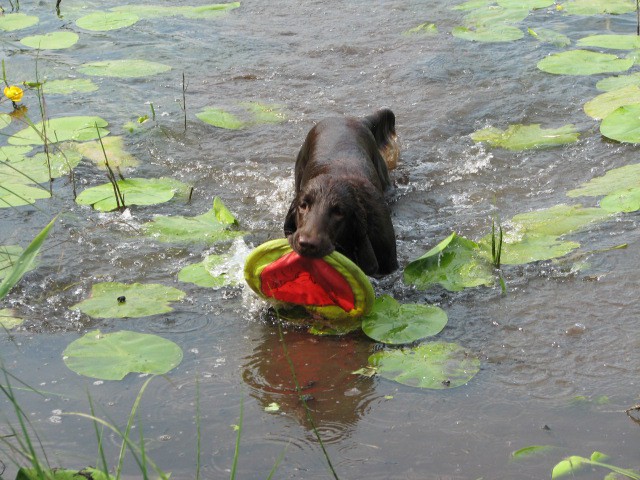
284,108,399,276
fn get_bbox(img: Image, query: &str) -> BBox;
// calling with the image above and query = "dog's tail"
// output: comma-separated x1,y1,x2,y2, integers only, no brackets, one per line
363,108,399,170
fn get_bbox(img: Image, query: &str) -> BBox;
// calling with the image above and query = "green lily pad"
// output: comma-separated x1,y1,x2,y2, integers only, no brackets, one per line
578,34,640,50
528,28,571,47
76,11,139,31
596,72,640,92
463,5,529,24
361,295,448,344
0,147,82,184
0,183,51,208
471,124,579,150
17,467,115,480
0,13,39,32
600,104,640,143
403,22,438,36
497,234,580,265
240,101,287,124
20,31,79,50
43,79,99,95
110,3,240,19
537,50,633,75
508,204,611,237
404,233,494,291
452,25,524,43
8,116,109,146
143,197,243,243
0,308,23,330
0,146,33,161
584,85,640,119
76,177,189,211
78,60,171,78
452,0,493,11
561,0,636,15
568,163,640,198
0,114,11,129
178,259,226,288
367,342,480,389
599,187,640,213
71,282,186,318
72,136,139,170
63,329,183,380
178,241,248,287
498,0,554,8
196,107,245,130
511,445,555,460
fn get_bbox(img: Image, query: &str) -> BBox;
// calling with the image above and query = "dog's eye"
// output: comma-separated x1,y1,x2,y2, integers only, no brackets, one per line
298,201,309,212
331,206,344,218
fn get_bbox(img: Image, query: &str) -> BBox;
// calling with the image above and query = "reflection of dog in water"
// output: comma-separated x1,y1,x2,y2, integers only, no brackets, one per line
284,109,399,276
242,323,374,436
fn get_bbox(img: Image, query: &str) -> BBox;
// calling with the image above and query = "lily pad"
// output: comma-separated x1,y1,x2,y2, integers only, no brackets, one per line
508,204,611,237
76,11,139,31
561,0,636,15
498,0,554,8
367,342,480,389
600,187,640,213
240,101,287,124
0,183,51,208
17,467,115,480
0,308,23,330
511,445,555,460
196,107,245,130
71,282,186,318
568,163,640,198
78,60,171,78
20,31,79,50
537,50,633,75
462,5,529,25
0,13,39,32
361,295,448,344
72,136,139,170
471,124,579,150
76,177,189,211
110,3,240,19
403,22,438,36
452,0,493,11
0,114,11,129
63,329,183,380
452,25,524,43
178,239,249,287
596,72,640,92
43,79,99,95
584,85,640,119
528,28,571,47
600,104,640,143
578,34,640,50
143,197,243,243
8,116,109,146
0,147,82,184
496,234,580,265
404,233,494,291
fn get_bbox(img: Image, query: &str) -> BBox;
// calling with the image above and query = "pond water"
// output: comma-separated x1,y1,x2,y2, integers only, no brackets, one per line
1,0,640,479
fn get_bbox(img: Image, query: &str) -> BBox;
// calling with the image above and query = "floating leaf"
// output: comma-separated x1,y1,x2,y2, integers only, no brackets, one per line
578,34,640,50
78,60,171,78
20,31,79,50
0,147,82,184
240,101,287,124
404,233,494,291
0,146,33,161
403,22,438,35
528,27,571,47
452,0,493,11
178,259,226,288
63,329,183,380
0,13,39,32
600,104,640,143
584,85,640,119
16,467,115,480
8,116,109,146
196,107,245,130
452,25,524,43
537,50,633,75
600,187,640,213
561,0,636,15
497,234,580,265
0,114,11,129
110,3,240,20
76,11,139,31
361,295,448,344
0,183,51,208
76,177,189,211
568,163,640,198
507,204,611,237
0,218,55,300
463,5,529,25
471,124,579,150
72,136,139,170
43,79,99,95
367,342,480,389
71,282,186,318
0,308,23,329
498,0,554,8
178,247,245,288
596,72,640,92
511,445,554,460
143,197,243,243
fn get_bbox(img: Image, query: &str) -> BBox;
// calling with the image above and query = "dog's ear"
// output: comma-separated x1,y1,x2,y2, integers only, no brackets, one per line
283,197,298,236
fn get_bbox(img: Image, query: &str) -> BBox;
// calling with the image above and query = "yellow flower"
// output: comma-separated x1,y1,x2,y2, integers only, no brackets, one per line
4,85,24,103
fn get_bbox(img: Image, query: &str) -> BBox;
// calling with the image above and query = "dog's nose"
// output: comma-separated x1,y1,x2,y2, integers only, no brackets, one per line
296,235,321,256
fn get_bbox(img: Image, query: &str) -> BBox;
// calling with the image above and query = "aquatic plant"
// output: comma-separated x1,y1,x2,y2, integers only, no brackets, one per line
551,451,640,479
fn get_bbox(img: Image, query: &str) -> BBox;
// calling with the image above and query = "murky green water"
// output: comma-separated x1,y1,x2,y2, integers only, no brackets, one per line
2,1,640,479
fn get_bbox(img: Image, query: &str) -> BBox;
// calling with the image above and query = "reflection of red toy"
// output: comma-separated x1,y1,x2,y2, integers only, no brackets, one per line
244,239,374,329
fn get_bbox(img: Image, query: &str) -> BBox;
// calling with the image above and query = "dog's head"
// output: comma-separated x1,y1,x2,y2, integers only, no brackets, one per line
284,175,367,259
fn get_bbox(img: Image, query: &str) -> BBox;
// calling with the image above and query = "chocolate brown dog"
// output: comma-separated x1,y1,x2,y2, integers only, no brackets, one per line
283,108,399,276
